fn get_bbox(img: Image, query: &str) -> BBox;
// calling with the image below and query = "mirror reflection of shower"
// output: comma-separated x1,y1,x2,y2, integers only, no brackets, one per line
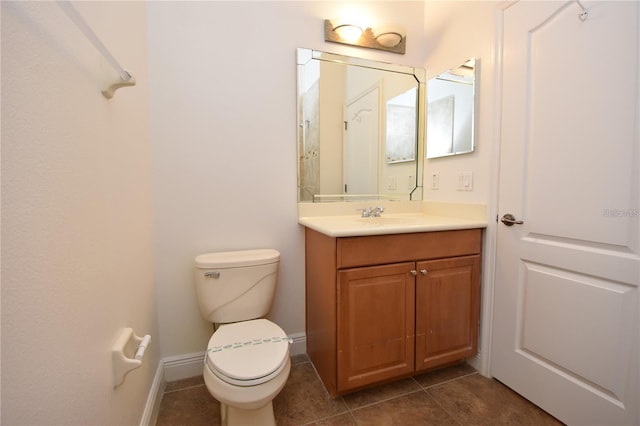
426,58,477,159
298,59,320,202
385,87,417,164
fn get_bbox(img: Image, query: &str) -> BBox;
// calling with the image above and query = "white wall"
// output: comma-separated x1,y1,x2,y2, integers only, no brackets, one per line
147,1,427,360
1,2,158,424
423,1,499,203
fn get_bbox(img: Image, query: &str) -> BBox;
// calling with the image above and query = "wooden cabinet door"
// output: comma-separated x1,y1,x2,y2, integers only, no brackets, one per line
337,262,415,391
415,255,481,372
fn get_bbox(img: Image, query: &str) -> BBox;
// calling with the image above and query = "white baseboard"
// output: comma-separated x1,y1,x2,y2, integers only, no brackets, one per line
467,352,485,375
288,332,307,356
163,351,207,382
139,360,166,426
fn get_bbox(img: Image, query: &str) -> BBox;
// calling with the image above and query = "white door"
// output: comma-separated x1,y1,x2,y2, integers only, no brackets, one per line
343,84,380,194
491,1,639,425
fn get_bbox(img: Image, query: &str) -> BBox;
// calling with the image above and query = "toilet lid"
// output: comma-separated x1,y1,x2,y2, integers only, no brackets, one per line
206,319,290,386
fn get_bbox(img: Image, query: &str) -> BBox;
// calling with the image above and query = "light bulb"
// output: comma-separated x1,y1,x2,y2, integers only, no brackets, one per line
372,25,406,48
376,33,402,47
334,24,363,42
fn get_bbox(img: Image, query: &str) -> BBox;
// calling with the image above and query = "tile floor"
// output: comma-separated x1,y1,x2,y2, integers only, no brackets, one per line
156,354,563,425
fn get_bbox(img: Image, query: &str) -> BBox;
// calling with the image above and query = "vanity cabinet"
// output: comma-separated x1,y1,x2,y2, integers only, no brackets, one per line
305,227,482,396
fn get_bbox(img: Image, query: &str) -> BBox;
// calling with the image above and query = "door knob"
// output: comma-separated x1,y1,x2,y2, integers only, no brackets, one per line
501,213,524,226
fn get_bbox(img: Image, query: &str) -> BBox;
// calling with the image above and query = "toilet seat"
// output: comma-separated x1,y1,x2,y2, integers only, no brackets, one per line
206,319,290,387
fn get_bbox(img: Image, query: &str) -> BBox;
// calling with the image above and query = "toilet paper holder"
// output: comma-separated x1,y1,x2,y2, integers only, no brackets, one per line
112,328,151,387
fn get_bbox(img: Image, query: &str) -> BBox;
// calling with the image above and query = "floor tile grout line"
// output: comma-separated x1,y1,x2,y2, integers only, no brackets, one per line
300,409,356,426
424,382,468,425
345,387,425,413
425,387,465,426
161,370,477,397
341,371,480,421
421,372,480,426
419,371,479,390
163,383,206,394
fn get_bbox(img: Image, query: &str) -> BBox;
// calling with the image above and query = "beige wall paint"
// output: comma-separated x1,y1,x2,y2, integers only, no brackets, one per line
1,2,157,424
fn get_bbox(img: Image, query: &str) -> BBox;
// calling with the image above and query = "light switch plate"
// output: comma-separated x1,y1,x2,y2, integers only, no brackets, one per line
457,171,473,191
431,172,439,190
387,176,397,190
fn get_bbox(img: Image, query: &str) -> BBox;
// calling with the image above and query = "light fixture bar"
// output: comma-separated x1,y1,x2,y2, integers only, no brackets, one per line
324,20,406,55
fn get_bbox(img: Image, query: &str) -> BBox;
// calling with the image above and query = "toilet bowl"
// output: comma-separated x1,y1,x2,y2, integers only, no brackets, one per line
194,249,290,426
202,319,291,425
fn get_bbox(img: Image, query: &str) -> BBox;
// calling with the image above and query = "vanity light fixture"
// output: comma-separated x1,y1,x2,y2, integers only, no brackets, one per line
324,19,406,54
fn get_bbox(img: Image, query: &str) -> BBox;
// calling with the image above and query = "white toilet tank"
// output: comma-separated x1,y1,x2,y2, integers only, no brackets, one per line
194,249,280,324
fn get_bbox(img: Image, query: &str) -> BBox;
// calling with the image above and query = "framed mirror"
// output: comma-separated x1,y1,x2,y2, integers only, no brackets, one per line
297,48,425,203
426,58,477,159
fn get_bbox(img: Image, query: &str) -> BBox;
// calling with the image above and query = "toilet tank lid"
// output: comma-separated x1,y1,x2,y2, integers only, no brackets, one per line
195,249,280,269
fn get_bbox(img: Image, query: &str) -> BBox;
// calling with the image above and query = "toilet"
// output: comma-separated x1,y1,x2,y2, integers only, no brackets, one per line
194,249,290,426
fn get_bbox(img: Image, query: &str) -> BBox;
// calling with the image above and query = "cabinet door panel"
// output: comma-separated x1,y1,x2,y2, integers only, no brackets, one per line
416,255,481,371
338,262,415,391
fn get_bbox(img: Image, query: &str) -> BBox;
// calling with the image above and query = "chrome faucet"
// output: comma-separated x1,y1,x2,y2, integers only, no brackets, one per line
370,206,384,217
357,206,385,218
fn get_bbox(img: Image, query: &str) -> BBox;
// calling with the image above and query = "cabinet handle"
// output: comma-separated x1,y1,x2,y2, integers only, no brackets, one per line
410,270,417,276
420,269,427,275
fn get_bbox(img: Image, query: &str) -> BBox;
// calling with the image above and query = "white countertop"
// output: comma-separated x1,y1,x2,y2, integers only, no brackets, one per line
298,201,488,237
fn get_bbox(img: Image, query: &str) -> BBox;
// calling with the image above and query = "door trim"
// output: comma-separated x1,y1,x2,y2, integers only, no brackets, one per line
471,0,515,378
